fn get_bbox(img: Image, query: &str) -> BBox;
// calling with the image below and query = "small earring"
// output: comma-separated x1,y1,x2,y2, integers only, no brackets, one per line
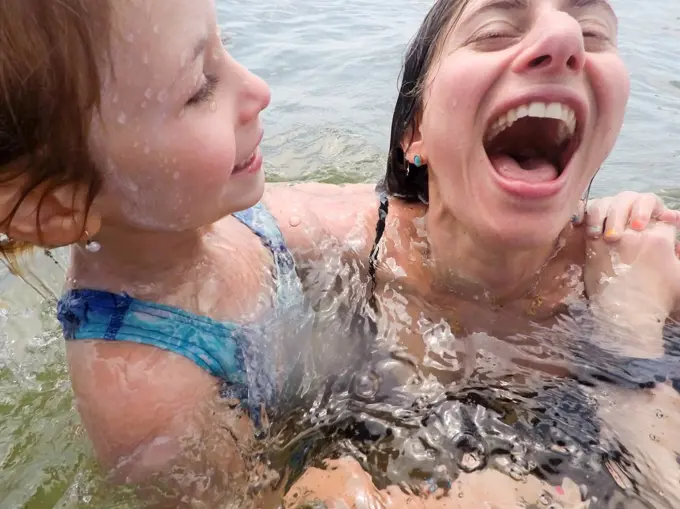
414,155,423,168
85,231,101,253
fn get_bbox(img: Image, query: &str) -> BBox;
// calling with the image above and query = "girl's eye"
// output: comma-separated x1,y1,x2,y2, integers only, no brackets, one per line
186,74,220,106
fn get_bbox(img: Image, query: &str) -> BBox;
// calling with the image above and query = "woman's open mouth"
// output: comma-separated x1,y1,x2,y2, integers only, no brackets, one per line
483,101,583,197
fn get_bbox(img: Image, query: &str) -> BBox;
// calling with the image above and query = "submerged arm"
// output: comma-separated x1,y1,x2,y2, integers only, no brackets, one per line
66,340,274,509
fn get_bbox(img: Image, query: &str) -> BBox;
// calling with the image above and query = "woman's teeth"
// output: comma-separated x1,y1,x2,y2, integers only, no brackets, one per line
485,101,577,145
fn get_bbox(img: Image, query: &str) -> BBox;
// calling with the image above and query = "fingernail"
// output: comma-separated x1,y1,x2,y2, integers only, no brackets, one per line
604,228,617,239
631,219,645,230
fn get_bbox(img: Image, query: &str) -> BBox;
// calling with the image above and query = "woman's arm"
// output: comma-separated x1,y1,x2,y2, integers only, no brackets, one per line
263,183,378,265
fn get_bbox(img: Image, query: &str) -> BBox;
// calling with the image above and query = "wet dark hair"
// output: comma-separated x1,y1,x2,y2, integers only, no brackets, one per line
378,0,472,203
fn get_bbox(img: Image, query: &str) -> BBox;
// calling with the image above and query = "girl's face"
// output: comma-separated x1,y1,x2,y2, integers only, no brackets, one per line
90,0,271,232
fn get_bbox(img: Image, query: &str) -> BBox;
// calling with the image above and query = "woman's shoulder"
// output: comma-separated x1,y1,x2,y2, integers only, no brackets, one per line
264,183,381,260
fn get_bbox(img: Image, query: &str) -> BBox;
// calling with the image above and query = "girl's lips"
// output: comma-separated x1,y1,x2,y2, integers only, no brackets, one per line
232,147,262,176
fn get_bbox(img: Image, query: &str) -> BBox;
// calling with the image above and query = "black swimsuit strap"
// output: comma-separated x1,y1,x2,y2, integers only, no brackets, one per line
368,193,389,301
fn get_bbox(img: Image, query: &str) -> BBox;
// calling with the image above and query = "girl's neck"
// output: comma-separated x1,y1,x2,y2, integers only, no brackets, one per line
69,222,211,299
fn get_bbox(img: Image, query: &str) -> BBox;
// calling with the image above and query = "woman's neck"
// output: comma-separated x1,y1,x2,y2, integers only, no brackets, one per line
419,203,567,304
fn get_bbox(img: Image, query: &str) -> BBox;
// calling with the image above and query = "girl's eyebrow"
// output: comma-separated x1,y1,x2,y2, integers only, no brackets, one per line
175,35,208,82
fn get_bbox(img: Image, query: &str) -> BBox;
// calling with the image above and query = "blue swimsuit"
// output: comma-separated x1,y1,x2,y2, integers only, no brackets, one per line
57,203,305,423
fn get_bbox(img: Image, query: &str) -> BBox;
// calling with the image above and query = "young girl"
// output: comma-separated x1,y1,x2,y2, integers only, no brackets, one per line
0,0,676,508
2,0,302,506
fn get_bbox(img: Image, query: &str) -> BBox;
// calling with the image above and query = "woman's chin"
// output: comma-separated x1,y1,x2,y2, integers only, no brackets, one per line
477,214,569,250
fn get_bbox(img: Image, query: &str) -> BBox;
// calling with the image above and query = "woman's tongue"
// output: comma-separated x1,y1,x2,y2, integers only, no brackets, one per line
489,153,559,183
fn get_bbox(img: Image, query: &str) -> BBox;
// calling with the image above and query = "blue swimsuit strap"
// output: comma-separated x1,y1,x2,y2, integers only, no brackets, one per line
232,202,301,308
57,202,302,401
58,289,250,389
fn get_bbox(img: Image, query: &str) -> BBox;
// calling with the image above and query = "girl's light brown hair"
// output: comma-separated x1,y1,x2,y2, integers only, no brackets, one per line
0,0,111,269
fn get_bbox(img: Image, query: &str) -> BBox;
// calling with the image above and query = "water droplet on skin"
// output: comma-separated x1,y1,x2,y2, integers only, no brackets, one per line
112,94,119,104
539,494,551,505
458,492,464,498
143,53,149,65
650,434,659,442
212,48,222,61
144,146,151,155
173,171,180,180
656,409,665,418
144,88,153,100
152,25,159,34
141,101,148,109
209,101,218,112
117,112,127,125
124,33,134,43
289,216,301,227
157,89,168,103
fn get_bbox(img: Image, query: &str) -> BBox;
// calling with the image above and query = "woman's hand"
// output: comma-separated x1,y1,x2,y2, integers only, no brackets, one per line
576,191,680,242
583,217,680,357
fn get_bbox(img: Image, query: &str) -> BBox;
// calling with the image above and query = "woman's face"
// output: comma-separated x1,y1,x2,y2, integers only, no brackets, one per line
90,0,271,232
410,0,627,247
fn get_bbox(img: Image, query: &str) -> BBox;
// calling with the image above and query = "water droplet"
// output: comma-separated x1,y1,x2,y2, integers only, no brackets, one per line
173,171,180,180
143,53,149,65
650,433,659,442
459,452,483,473
157,89,168,103
143,146,150,155
209,101,218,112
458,492,464,498
117,112,127,125
212,48,222,61
656,409,665,418
289,215,301,227
509,466,524,481
124,32,134,43
144,88,153,100
112,93,119,104
152,25,159,34
539,493,551,505
141,101,148,110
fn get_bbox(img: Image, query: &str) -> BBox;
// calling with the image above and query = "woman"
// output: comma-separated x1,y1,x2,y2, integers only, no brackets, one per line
266,0,680,506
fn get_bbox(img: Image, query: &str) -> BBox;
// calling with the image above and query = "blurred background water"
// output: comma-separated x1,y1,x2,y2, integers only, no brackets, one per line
2,0,680,507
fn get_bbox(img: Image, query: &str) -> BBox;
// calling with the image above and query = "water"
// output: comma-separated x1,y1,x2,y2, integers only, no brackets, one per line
3,0,680,507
